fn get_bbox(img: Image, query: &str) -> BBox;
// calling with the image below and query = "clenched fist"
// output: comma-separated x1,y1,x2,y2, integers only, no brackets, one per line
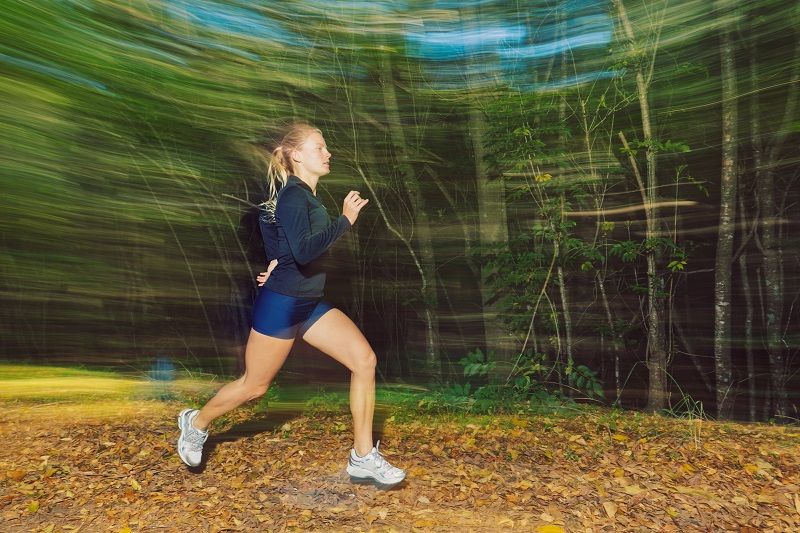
343,190,369,225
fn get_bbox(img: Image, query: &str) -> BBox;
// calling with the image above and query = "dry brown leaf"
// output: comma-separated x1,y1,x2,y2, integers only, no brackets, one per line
624,485,644,495
536,526,565,533
6,469,27,481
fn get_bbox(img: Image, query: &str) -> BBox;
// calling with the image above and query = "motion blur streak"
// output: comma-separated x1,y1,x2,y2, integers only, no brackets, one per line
1,0,797,420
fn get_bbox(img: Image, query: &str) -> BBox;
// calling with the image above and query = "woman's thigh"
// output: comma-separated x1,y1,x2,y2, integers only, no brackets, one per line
300,308,374,371
241,328,295,386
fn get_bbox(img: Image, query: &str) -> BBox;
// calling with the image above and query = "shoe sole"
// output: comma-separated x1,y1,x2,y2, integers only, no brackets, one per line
346,465,405,486
349,476,404,490
177,409,200,467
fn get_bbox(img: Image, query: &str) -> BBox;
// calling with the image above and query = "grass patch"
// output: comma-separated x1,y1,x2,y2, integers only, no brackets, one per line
0,363,120,381
0,363,219,404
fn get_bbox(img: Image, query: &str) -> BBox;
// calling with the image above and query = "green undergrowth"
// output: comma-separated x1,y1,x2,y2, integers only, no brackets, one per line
4,364,798,457
0,363,578,422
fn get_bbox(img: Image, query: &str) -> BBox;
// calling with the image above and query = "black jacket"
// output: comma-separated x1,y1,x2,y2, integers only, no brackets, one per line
260,175,351,298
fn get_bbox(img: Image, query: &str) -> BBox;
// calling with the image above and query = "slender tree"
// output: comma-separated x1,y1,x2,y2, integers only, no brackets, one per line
613,0,669,410
713,0,738,418
378,51,442,374
753,30,799,418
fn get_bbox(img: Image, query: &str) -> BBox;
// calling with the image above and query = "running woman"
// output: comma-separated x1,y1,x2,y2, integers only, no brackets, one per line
176,122,405,486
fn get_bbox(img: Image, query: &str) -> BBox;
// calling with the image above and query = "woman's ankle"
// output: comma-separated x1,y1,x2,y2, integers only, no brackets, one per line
193,413,210,432
353,443,373,457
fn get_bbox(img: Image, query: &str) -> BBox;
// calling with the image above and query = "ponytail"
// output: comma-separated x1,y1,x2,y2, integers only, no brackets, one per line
266,145,291,203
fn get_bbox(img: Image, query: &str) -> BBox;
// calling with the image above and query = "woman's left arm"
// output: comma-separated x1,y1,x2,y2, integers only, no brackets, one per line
256,259,278,286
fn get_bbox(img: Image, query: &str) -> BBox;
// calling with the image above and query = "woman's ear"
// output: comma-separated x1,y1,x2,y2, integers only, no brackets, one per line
290,148,302,164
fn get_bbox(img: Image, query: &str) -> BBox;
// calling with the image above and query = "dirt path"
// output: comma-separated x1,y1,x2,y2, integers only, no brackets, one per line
1,400,798,532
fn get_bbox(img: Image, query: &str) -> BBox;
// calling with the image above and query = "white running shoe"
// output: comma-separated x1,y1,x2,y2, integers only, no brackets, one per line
177,408,208,467
346,440,406,486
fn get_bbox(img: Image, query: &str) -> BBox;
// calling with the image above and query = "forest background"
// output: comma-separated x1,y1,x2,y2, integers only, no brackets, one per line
1,0,798,423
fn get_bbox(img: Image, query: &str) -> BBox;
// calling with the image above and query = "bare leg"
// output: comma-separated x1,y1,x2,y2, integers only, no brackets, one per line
193,329,294,430
302,309,376,456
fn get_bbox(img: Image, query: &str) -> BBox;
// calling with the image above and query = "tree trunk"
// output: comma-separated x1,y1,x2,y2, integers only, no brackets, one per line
714,2,738,419
738,195,756,421
379,53,441,374
469,105,515,378
753,34,799,418
758,175,784,418
557,262,574,382
597,271,624,403
615,0,668,411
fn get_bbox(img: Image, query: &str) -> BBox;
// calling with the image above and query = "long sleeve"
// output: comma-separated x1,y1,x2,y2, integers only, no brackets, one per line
276,185,351,266
258,206,280,262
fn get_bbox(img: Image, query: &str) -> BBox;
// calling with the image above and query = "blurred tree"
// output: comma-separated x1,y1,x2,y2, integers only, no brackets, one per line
713,0,738,418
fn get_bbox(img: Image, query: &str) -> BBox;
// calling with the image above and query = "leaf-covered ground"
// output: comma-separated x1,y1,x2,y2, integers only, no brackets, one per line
1,393,799,533
0,367,797,532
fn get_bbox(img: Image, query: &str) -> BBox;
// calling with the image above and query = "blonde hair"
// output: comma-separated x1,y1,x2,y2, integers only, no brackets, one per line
264,121,321,203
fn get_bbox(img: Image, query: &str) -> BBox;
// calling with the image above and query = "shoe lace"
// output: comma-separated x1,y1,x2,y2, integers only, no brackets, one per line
184,424,208,451
372,441,402,474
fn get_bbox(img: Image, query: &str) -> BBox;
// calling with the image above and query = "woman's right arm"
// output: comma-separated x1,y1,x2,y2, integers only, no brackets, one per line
276,186,351,266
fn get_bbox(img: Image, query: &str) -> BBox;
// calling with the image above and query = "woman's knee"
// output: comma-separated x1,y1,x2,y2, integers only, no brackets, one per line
352,348,377,376
243,382,270,401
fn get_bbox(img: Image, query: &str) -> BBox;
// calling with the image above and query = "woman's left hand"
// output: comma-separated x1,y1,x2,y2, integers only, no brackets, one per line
257,259,278,286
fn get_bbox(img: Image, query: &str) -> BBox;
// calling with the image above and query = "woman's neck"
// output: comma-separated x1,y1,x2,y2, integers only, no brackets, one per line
293,171,318,195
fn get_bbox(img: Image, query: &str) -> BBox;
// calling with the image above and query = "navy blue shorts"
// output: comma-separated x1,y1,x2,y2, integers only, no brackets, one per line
251,287,333,339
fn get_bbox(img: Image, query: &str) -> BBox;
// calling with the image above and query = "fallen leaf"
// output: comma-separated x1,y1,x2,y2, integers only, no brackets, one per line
537,526,565,533
755,460,773,470
624,485,644,495
603,501,617,518
732,496,749,506
674,486,715,498
6,470,27,482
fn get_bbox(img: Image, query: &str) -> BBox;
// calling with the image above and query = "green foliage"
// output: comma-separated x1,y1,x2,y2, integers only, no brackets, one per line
675,164,709,197
411,349,604,415
569,365,605,399
610,240,640,262
663,392,707,448
254,384,281,413
609,237,688,271
667,260,687,271
304,388,349,415
619,139,690,157
458,348,496,378
413,383,474,414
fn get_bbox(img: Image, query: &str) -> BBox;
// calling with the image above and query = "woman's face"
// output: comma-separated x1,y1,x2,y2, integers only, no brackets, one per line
292,131,331,178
